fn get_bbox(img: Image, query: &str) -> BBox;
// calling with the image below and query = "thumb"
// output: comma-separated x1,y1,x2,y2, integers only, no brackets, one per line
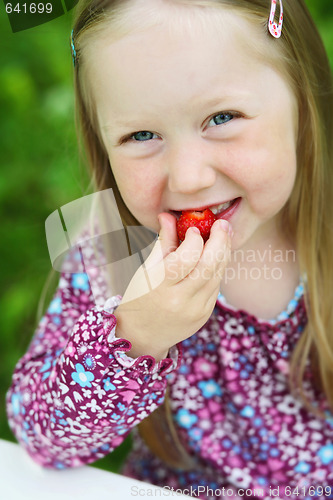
157,212,178,255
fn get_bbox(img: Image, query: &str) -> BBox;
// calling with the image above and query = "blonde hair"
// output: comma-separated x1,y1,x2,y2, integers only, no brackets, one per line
70,0,333,468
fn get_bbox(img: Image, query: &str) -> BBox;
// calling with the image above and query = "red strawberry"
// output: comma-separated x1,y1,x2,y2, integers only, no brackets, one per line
176,209,217,243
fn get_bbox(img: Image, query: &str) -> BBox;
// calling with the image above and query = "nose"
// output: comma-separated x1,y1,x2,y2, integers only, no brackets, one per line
167,139,217,194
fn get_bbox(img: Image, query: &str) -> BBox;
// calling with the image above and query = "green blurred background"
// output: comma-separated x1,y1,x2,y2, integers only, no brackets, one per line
1,0,333,473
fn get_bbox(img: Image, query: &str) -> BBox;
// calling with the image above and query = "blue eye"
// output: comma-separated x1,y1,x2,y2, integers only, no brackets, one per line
209,113,234,126
131,131,157,141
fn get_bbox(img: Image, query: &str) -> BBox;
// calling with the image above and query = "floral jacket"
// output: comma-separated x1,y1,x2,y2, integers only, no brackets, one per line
6,253,333,500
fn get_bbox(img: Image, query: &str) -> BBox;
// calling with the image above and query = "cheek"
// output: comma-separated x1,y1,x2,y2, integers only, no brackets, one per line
109,155,164,214
248,153,297,214
231,101,297,183
225,140,297,211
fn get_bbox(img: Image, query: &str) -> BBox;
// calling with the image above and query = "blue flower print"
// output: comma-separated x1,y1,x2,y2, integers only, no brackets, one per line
100,443,110,452
198,379,222,398
179,364,190,374
295,461,311,474
83,354,96,370
111,413,121,421
21,430,29,444
257,477,268,487
117,402,126,412
48,297,62,314
71,363,94,388
175,409,198,429
11,392,22,416
318,445,333,465
71,273,89,291
222,438,232,449
73,251,82,262
227,402,238,414
240,405,255,418
39,356,55,381
39,358,52,373
188,427,203,441
103,377,116,392
250,436,259,445
247,326,255,335
55,462,66,469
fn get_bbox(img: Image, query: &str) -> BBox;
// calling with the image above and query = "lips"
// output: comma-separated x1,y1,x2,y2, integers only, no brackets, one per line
171,197,241,220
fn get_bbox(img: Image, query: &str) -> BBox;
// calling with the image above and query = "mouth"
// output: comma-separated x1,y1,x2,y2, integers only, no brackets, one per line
170,197,241,220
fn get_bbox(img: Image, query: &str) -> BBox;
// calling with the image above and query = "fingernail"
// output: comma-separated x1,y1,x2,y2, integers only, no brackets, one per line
219,219,229,233
191,227,201,234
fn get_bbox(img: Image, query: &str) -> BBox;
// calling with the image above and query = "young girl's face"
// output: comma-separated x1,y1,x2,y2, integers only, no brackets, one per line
85,2,298,250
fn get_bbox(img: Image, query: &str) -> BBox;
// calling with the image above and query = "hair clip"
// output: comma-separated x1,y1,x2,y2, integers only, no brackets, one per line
268,0,283,38
70,29,77,67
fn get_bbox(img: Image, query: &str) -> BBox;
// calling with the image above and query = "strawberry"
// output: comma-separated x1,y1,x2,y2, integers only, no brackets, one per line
176,208,217,243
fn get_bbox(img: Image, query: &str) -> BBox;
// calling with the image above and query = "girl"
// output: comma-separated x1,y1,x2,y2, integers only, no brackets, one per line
6,0,333,498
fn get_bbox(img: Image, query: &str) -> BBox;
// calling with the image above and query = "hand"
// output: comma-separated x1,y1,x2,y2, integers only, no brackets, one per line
113,212,232,361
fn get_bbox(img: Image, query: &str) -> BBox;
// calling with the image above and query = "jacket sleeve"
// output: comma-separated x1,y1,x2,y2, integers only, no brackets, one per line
6,268,181,469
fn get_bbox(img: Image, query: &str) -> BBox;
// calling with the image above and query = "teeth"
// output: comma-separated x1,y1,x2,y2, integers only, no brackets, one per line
211,200,233,215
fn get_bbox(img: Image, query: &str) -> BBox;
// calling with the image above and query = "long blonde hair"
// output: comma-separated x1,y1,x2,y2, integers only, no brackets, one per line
70,0,333,468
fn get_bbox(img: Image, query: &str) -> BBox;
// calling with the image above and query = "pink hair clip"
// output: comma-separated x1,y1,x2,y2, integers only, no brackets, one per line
268,0,283,38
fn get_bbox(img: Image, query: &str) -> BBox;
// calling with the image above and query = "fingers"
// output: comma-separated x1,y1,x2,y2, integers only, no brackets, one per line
200,219,231,275
164,225,204,282
158,212,179,250
196,219,231,279
142,212,188,290
177,219,232,293
141,214,232,293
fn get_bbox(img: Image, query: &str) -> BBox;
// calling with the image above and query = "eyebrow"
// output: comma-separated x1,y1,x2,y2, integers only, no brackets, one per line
101,121,150,131
101,92,252,131
202,94,251,108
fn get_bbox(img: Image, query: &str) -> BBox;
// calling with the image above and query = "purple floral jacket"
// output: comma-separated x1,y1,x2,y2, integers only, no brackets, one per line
6,256,333,499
